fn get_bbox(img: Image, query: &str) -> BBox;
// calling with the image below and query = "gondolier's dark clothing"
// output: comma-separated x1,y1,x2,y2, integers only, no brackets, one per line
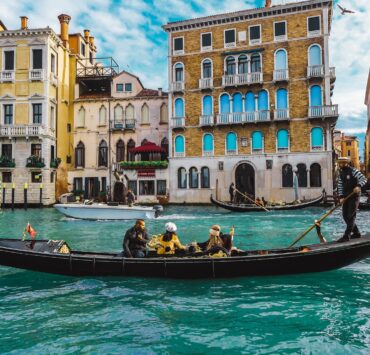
123,227,149,258
338,166,367,239
229,184,235,203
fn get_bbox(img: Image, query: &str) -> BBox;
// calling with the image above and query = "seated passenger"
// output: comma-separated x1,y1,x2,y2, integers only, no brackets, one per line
156,222,186,255
197,225,234,255
123,219,149,258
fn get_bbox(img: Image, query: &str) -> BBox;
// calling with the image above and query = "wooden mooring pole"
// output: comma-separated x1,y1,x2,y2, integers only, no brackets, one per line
24,183,28,210
11,183,15,211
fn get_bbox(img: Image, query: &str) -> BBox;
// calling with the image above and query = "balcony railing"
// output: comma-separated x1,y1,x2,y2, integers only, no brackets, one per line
0,125,46,137
226,149,237,155
216,111,270,124
76,57,119,78
112,120,136,130
308,105,338,118
199,115,214,126
273,69,289,81
222,72,263,87
0,71,15,82
203,150,214,157
199,78,213,89
311,145,324,151
172,117,185,128
29,69,45,81
170,81,185,92
0,156,15,168
274,109,290,120
307,65,324,78
330,67,336,80
174,152,185,157
26,156,45,168
125,119,135,130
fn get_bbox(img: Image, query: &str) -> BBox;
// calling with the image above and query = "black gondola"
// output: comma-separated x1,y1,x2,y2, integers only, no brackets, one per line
210,194,324,212
0,236,369,279
359,202,370,211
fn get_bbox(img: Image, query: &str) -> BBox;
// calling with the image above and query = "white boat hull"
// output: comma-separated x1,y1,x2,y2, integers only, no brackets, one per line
54,204,160,220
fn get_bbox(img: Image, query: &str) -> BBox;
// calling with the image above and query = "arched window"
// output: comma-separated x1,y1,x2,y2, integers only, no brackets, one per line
202,95,213,115
99,106,107,126
226,56,236,75
226,132,237,154
220,94,230,113
297,163,307,187
116,139,125,162
189,167,199,188
141,139,148,145
98,140,108,167
232,93,243,113
125,104,135,129
174,63,184,82
75,141,85,168
282,164,293,187
251,53,261,72
276,88,288,119
310,85,322,107
311,127,324,150
175,98,184,117
114,104,123,122
178,167,187,189
160,103,168,123
77,106,85,127
245,92,255,112
309,45,322,66
174,135,185,156
275,49,287,70
127,139,135,161
202,59,212,78
141,103,149,124
252,131,263,152
258,90,268,120
277,129,289,151
161,137,169,158
201,167,210,188
203,133,214,155
238,55,248,74
310,163,322,187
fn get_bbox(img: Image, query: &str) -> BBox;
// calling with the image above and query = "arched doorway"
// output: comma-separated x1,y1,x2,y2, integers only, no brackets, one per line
235,163,255,202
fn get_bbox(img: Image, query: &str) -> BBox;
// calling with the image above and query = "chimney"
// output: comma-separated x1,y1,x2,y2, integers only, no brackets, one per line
89,36,95,47
84,29,90,42
58,14,71,47
20,16,28,30
265,0,272,8
158,88,162,97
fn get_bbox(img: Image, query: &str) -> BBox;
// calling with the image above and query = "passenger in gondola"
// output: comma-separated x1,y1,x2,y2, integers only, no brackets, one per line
197,225,233,255
155,222,186,255
123,219,149,258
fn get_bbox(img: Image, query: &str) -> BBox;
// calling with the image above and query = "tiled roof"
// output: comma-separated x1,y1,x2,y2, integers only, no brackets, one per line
78,92,111,99
136,89,168,97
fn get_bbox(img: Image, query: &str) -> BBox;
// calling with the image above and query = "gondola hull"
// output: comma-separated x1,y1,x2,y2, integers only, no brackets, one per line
0,236,369,278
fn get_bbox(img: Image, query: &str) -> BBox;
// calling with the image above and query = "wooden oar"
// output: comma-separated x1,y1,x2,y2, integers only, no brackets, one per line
288,191,357,248
234,188,270,212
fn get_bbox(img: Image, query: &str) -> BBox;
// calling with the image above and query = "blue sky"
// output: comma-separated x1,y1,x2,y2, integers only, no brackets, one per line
0,0,368,158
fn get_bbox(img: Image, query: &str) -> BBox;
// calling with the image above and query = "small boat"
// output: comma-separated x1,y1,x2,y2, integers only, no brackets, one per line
210,194,324,212
0,235,369,278
359,202,370,211
54,203,163,220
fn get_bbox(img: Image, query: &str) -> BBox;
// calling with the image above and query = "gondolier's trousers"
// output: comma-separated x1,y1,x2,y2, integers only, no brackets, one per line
343,196,360,238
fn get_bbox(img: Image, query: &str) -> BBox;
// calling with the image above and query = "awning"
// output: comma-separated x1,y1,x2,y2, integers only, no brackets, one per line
129,141,165,154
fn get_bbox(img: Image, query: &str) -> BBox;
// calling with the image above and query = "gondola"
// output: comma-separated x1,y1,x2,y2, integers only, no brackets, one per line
210,194,324,212
0,235,369,279
359,202,370,211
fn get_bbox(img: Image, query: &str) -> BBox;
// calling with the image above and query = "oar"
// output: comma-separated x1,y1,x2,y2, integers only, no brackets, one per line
288,191,357,248
235,188,270,212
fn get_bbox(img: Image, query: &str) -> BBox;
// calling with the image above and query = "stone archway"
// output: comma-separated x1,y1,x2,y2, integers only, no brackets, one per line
235,163,255,202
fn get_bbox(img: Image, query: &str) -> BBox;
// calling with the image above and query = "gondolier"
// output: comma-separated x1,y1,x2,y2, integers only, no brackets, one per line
336,157,368,242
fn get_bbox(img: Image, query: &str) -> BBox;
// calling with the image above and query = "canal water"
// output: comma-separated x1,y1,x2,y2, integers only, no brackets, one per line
0,206,369,353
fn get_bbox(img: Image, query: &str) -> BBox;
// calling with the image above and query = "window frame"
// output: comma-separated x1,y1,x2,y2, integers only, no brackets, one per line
2,171,12,183
3,49,15,71
201,58,212,79
125,83,133,92
98,140,108,167
201,32,212,51
31,171,42,183
116,83,124,92
189,167,199,189
2,143,12,160
274,21,287,42
75,141,85,168
224,28,236,48
3,104,13,125
249,24,262,45
31,48,43,70
156,180,167,195
200,167,210,188
32,103,42,124
307,15,321,37
177,167,187,189
173,36,184,55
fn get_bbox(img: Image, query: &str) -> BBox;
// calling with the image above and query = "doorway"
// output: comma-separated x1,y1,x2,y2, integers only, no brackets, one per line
235,163,255,202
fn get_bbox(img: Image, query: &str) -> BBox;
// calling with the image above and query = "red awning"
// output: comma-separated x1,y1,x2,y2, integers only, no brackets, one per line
129,141,165,154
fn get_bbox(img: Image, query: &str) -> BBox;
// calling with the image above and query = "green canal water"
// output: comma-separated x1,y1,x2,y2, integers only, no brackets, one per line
0,206,369,354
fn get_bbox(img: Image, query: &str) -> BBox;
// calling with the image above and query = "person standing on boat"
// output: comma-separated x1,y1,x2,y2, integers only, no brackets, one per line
123,219,149,258
337,157,367,242
229,183,235,203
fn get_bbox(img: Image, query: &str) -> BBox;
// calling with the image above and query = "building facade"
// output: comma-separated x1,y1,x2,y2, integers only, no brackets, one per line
334,131,360,170
163,0,338,203
365,71,370,179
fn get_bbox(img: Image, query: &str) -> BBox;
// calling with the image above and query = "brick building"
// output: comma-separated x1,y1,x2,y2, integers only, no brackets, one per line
163,0,338,203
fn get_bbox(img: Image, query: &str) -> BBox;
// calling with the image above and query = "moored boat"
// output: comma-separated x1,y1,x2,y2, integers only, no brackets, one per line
359,202,370,211
54,203,163,220
210,194,324,212
0,235,369,278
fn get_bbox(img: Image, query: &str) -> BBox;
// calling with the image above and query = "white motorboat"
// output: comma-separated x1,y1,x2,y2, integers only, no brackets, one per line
54,203,163,220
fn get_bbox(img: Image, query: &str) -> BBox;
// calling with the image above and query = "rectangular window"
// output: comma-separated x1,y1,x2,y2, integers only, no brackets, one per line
51,145,55,161
308,16,321,35
31,171,42,183
346,142,351,146
139,180,155,195
74,177,83,192
3,104,13,124
50,171,54,183
249,25,261,44
116,83,124,92
50,106,55,130
201,33,212,50
125,83,132,92
101,177,107,192
32,49,43,69
224,29,236,47
51,53,56,73
81,43,86,57
89,51,93,64
173,37,184,54
31,143,42,157
4,51,15,70
347,150,351,157
2,172,12,183
274,21,287,40
2,144,12,159
32,103,42,124
128,180,137,195
156,180,167,195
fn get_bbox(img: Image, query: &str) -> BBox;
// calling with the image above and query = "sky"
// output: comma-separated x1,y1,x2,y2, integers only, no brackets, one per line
0,0,368,158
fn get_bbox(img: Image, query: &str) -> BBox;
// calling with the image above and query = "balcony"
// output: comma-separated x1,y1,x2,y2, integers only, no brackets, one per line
174,152,185,158
222,72,263,87
203,150,214,157
120,161,168,170
273,69,289,82
170,81,185,92
307,65,324,78
308,105,339,118
50,73,58,87
274,109,290,120
29,69,45,81
26,156,45,168
0,156,15,168
172,117,185,128
226,149,237,156
111,120,136,130
330,67,336,81
0,125,46,138
216,111,270,125
311,145,324,152
0,71,15,83
50,158,61,169
199,115,214,126
199,78,213,90
76,57,119,78
125,119,135,130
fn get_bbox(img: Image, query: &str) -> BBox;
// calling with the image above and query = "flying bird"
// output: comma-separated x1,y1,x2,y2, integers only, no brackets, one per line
337,4,355,15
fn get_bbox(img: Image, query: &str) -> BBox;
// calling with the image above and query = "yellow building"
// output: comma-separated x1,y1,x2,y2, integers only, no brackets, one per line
334,131,360,169
365,71,370,178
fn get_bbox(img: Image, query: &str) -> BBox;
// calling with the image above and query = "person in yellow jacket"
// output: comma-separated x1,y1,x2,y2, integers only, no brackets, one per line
156,222,186,255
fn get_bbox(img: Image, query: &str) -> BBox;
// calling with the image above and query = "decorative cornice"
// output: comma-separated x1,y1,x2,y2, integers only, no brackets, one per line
0,28,62,46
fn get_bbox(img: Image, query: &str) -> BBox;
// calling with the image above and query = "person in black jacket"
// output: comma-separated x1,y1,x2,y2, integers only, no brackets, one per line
123,219,149,257
229,183,235,203
336,157,368,242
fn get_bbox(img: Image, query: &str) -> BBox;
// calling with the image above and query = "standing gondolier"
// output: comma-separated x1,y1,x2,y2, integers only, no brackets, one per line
336,157,368,242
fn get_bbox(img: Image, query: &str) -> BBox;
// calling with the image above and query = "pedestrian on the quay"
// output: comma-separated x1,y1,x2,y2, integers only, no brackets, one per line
336,157,368,242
